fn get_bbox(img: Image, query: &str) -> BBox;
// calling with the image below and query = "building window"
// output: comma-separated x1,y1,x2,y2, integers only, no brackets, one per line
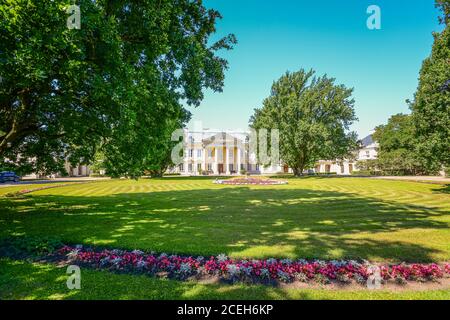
189,136,194,143
240,164,244,171
188,164,193,172
229,164,233,172
256,164,260,171
207,163,212,171
208,149,213,157
197,149,202,158
189,149,194,158
179,164,184,172
197,163,202,172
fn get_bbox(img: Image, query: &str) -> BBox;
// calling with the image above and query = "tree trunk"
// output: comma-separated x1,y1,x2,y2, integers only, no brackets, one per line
292,165,304,177
150,169,164,178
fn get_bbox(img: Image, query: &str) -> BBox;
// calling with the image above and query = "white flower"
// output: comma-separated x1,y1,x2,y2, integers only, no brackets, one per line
260,268,270,278
100,257,111,266
277,270,290,282
217,254,228,263
179,263,192,273
68,249,80,259
227,264,240,276
241,266,253,276
136,260,147,269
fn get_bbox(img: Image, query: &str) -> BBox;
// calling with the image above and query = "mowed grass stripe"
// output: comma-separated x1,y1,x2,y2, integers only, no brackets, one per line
1,177,448,262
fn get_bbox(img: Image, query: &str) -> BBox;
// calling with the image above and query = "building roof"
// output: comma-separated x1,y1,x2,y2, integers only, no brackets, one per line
360,134,374,147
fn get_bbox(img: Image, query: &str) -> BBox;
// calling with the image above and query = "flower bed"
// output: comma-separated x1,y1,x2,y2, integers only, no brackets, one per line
57,245,450,285
214,177,288,185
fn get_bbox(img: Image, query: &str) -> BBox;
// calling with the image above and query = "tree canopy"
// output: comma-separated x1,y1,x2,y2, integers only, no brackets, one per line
250,69,358,176
373,114,429,175
410,0,450,172
0,0,236,177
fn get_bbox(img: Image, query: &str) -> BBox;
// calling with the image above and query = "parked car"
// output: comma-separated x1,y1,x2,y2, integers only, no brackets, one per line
0,171,21,183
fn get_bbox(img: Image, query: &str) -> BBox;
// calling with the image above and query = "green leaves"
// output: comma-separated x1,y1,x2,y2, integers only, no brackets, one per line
373,114,430,175
0,0,235,177
250,69,358,176
410,3,450,172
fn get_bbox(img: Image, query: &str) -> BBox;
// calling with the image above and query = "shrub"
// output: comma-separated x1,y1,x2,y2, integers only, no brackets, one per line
163,173,181,176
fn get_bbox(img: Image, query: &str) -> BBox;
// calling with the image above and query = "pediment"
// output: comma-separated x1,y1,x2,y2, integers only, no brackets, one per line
202,132,246,147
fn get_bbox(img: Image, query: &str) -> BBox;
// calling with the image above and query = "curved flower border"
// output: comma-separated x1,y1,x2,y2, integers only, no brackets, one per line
58,245,450,285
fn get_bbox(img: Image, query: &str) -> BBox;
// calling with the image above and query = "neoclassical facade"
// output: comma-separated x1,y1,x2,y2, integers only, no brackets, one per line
168,130,378,176
168,131,276,175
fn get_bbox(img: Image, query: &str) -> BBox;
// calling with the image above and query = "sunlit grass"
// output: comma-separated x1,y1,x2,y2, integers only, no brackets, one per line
0,177,449,262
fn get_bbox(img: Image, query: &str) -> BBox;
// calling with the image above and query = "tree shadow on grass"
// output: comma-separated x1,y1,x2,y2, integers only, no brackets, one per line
0,187,448,262
433,184,450,194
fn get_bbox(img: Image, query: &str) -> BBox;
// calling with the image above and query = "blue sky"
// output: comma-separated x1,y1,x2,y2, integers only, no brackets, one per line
186,0,443,138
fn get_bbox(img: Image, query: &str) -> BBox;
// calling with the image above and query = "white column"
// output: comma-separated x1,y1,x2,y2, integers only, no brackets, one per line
184,148,189,175
237,147,241,175
225,146,230,175
213,147,218,174
202,148,207,172
193,157,197,176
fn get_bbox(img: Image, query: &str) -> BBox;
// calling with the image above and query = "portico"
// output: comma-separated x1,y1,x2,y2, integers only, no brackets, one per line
175,131,258,176
191,132,246,175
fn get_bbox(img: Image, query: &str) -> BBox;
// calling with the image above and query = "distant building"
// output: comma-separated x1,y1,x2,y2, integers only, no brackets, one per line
23,161,90,179
166,130,279,175
357,134,379,160
314,134,379,175
168,130,378,176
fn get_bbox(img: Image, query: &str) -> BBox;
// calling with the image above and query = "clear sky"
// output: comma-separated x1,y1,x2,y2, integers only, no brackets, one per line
186,0,443,139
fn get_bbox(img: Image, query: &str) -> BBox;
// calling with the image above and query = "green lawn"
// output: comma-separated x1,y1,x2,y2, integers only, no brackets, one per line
0,177,449,299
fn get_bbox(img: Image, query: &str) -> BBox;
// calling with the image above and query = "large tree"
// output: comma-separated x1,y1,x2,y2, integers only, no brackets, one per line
410,0,450,172
373,114,429,175
0,0,236,177
250,69,358,176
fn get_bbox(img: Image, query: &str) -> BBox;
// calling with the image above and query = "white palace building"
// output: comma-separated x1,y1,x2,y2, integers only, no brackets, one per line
168,129,378,176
